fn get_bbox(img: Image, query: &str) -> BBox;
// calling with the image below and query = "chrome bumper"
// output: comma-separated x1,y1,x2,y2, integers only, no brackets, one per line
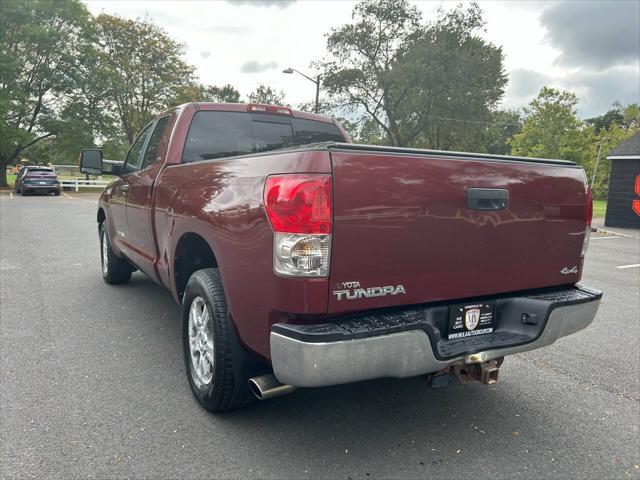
271,291,601,388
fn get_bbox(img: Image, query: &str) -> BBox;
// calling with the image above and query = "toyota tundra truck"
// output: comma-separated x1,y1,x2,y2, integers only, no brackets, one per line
80,102,602,412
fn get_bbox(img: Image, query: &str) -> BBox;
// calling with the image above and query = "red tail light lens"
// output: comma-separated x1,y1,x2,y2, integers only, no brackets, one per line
585,186,593,226
264,174,332,234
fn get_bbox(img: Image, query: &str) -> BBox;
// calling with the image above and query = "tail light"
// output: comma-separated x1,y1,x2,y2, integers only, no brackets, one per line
264,174,332,277
581,186,593,257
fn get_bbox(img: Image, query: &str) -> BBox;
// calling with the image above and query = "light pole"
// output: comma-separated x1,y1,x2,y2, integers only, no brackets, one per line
283,67,320,113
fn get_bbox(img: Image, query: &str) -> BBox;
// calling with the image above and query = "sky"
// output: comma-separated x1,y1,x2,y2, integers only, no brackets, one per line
84,0,640,118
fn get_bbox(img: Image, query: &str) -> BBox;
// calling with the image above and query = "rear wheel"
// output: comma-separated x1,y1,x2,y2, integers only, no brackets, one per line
54,189,60,196
182,268,260,412
100,222,132,284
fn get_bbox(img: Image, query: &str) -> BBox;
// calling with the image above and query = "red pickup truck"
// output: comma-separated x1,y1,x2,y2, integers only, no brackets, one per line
81,102,602,412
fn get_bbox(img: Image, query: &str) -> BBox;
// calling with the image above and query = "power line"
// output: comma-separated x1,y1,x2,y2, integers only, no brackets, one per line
422,114,521,127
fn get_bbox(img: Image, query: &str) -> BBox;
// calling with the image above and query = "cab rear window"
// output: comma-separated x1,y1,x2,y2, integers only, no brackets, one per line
182,111,345,163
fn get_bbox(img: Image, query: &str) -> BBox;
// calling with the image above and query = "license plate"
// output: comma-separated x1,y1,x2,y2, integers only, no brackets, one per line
448,302,495,339
39,181,46,184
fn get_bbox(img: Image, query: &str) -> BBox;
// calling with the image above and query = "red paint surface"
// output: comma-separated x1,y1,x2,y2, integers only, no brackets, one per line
98,102,591,360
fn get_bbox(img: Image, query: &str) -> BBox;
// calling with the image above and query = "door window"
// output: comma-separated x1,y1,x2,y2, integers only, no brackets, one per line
141,116,171,170
123,124,153,173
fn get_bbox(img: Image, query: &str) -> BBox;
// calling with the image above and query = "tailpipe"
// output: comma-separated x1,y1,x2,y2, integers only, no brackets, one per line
248,374,296,400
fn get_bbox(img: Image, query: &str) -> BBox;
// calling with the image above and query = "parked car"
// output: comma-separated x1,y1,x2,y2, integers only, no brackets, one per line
81,102,602,412
15,166,60,196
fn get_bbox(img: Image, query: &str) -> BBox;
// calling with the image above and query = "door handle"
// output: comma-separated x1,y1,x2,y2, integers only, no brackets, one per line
467,188,509,210
120,184,129,193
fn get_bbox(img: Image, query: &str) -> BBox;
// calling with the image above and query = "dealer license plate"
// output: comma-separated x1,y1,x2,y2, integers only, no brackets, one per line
448,302,495,339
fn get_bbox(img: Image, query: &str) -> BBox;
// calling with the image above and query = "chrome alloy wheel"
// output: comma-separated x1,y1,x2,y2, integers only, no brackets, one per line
188,296,215,387
101,228,108,276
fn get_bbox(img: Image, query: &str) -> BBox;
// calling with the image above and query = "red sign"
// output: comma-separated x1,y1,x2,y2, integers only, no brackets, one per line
633,175,640,217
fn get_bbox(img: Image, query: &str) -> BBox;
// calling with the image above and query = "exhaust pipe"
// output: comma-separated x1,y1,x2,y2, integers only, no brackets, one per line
248,374,296,400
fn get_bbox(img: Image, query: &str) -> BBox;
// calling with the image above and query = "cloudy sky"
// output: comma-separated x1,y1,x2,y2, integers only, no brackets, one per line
84,0,640,118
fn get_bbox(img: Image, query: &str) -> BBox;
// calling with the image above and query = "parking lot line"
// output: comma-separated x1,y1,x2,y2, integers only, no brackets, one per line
616,263,640,269
9,192,13,199
590,236,619,240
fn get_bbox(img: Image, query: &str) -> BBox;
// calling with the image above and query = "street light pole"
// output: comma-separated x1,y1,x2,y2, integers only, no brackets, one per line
283,68,320,113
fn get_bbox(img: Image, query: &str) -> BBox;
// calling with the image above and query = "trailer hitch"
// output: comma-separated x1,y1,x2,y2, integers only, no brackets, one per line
426,358,504,388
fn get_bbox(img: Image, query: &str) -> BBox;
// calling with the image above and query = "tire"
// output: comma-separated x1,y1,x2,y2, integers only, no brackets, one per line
181,268,262,412
100,222,132,284
54,189,60,196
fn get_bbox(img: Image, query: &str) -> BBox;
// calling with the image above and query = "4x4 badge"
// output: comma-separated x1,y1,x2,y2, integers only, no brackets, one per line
560,266,578,275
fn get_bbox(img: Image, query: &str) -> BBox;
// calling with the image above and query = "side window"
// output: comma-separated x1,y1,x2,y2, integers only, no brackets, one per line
182,112,255,162
292,118,346,144
123,124,152,173
141,116,171,170
253,119,293,152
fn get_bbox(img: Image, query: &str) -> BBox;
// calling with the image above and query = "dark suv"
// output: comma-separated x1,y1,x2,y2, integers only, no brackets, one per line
15,166,61,196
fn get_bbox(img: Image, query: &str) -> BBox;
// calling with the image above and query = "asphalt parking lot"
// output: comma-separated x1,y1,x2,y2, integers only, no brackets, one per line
1,192,639,479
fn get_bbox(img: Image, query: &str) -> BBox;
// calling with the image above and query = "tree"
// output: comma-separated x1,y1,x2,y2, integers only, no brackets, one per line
508,87,590,163
173,83,241,104
483,110,522,155
0,0,90,186
585,103,626,134
587,104,639,198
317,1,507,149
247,85,287,105
93,14,194,144
395,4,507,150
317,0,421,146
586,102,639,133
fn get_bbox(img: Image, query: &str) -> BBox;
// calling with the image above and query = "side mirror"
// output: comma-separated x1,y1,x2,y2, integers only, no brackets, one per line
79,149,103,175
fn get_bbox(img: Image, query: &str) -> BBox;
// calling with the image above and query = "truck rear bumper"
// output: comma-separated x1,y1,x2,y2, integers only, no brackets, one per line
270,285,601,388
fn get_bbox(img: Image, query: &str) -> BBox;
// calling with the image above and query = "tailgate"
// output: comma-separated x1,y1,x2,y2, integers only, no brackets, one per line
328,148,589,314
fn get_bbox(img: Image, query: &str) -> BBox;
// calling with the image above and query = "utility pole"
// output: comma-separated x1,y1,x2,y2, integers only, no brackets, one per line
591,138,606,189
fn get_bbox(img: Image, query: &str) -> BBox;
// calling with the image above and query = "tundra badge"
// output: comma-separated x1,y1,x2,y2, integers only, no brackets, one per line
333,281,406,301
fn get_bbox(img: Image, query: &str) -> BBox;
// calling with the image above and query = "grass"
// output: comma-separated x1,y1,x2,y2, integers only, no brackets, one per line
593,200,607,218
6,173,16,188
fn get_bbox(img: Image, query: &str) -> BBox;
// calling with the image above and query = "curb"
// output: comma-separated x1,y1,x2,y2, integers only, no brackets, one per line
591,226,632,238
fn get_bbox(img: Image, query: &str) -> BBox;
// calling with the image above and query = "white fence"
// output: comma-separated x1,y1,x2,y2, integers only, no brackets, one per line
59,178,110,192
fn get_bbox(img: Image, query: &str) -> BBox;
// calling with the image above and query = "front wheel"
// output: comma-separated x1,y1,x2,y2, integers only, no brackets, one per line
100,222,132,284
182,268,260,412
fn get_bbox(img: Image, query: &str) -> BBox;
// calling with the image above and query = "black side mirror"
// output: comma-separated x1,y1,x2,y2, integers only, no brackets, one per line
79,149,103,175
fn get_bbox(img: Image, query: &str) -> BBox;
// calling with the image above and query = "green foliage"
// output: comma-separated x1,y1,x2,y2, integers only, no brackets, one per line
585,102,639,134
318,1,507,150
508,89,639,199
93,14,194,144
483,110,523,155
173,83,241,104
247,85,287,106
0,0,90,185
508,87,588,161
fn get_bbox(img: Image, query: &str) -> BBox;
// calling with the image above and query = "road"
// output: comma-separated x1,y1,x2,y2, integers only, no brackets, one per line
1,192,639,479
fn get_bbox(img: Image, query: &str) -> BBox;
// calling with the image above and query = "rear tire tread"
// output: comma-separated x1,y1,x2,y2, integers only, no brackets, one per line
183,269,257,412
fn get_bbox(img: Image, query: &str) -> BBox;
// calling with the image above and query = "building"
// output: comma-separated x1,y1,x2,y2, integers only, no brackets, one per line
605,132,640,229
